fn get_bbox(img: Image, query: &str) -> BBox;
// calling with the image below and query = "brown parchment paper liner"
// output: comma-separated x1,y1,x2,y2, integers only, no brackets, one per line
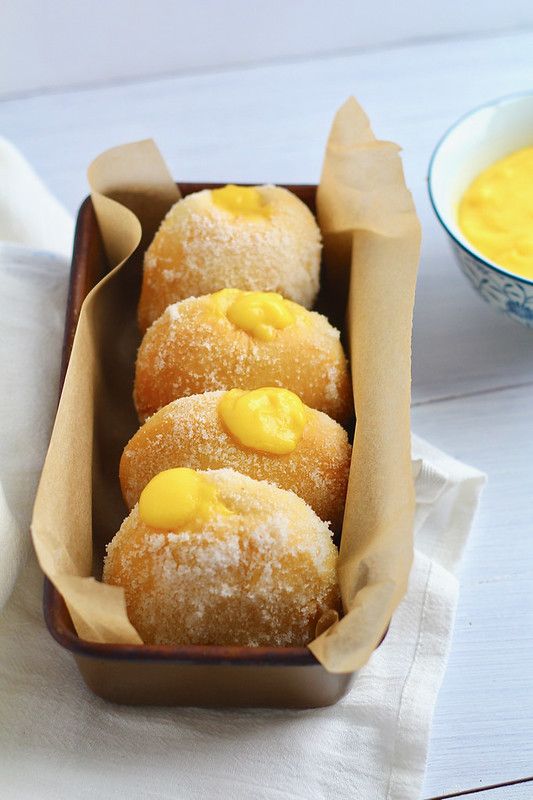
31,98,420,672
31,141,180,644
309,98,420,671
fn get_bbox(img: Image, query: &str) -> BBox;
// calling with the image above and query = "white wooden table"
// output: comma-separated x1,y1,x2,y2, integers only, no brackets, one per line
1,28,532,799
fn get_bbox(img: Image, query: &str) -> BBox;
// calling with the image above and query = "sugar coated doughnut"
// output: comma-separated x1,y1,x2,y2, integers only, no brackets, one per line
103,467,339,647
138,184,322,331
134,289,352,423
120,388,351,531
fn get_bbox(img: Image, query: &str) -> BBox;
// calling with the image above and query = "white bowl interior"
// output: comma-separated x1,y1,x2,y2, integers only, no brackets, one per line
430,94,533,255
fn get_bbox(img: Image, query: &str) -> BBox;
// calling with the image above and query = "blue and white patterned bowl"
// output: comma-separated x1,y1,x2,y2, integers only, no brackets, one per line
428,92,533,328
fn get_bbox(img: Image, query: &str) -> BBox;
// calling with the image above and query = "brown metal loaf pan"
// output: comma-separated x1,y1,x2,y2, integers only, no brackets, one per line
43,182,364,708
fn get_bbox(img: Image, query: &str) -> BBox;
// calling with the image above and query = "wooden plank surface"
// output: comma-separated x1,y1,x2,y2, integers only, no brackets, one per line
427,776,533,799
4,1,532,97
0,27,532,798
413,385,533,797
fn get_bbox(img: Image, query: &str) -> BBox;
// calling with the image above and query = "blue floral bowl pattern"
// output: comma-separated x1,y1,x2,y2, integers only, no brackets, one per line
451,241,533,328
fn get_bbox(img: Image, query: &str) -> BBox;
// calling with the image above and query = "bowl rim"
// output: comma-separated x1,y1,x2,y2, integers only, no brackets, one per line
427,90,533,287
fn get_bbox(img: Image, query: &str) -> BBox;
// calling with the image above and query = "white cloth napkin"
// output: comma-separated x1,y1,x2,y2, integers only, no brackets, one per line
0,140,485,800
0,137,73,609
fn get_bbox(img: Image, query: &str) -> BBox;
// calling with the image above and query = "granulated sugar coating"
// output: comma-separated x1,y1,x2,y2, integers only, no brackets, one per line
103,469,339,647
137,185,322,332
120,391,351,532
134,291,352,423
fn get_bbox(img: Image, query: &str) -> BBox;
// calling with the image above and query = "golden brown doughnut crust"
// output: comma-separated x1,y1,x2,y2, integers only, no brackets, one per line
134,292,352,423
103,468,339,647
138,185,322,332
120,391,351,531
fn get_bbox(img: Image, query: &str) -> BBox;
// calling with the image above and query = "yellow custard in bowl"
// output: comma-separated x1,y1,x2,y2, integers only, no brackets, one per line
429,92,533,327
458,146,533,278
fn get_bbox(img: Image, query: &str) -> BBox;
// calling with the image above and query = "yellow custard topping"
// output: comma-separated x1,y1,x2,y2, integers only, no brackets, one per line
138,468,230,530
210,289,300,340
226,290,295,341
458,146,533,277
218,388,308,455
211,184,271,219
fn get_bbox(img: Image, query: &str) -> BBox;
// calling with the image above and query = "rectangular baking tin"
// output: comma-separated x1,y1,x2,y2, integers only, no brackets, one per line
43,183,359,708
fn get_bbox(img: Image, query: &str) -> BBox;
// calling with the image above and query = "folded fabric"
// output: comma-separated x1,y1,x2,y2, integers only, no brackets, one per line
0,139,484,800
0,133,72,610
0,137,73,255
